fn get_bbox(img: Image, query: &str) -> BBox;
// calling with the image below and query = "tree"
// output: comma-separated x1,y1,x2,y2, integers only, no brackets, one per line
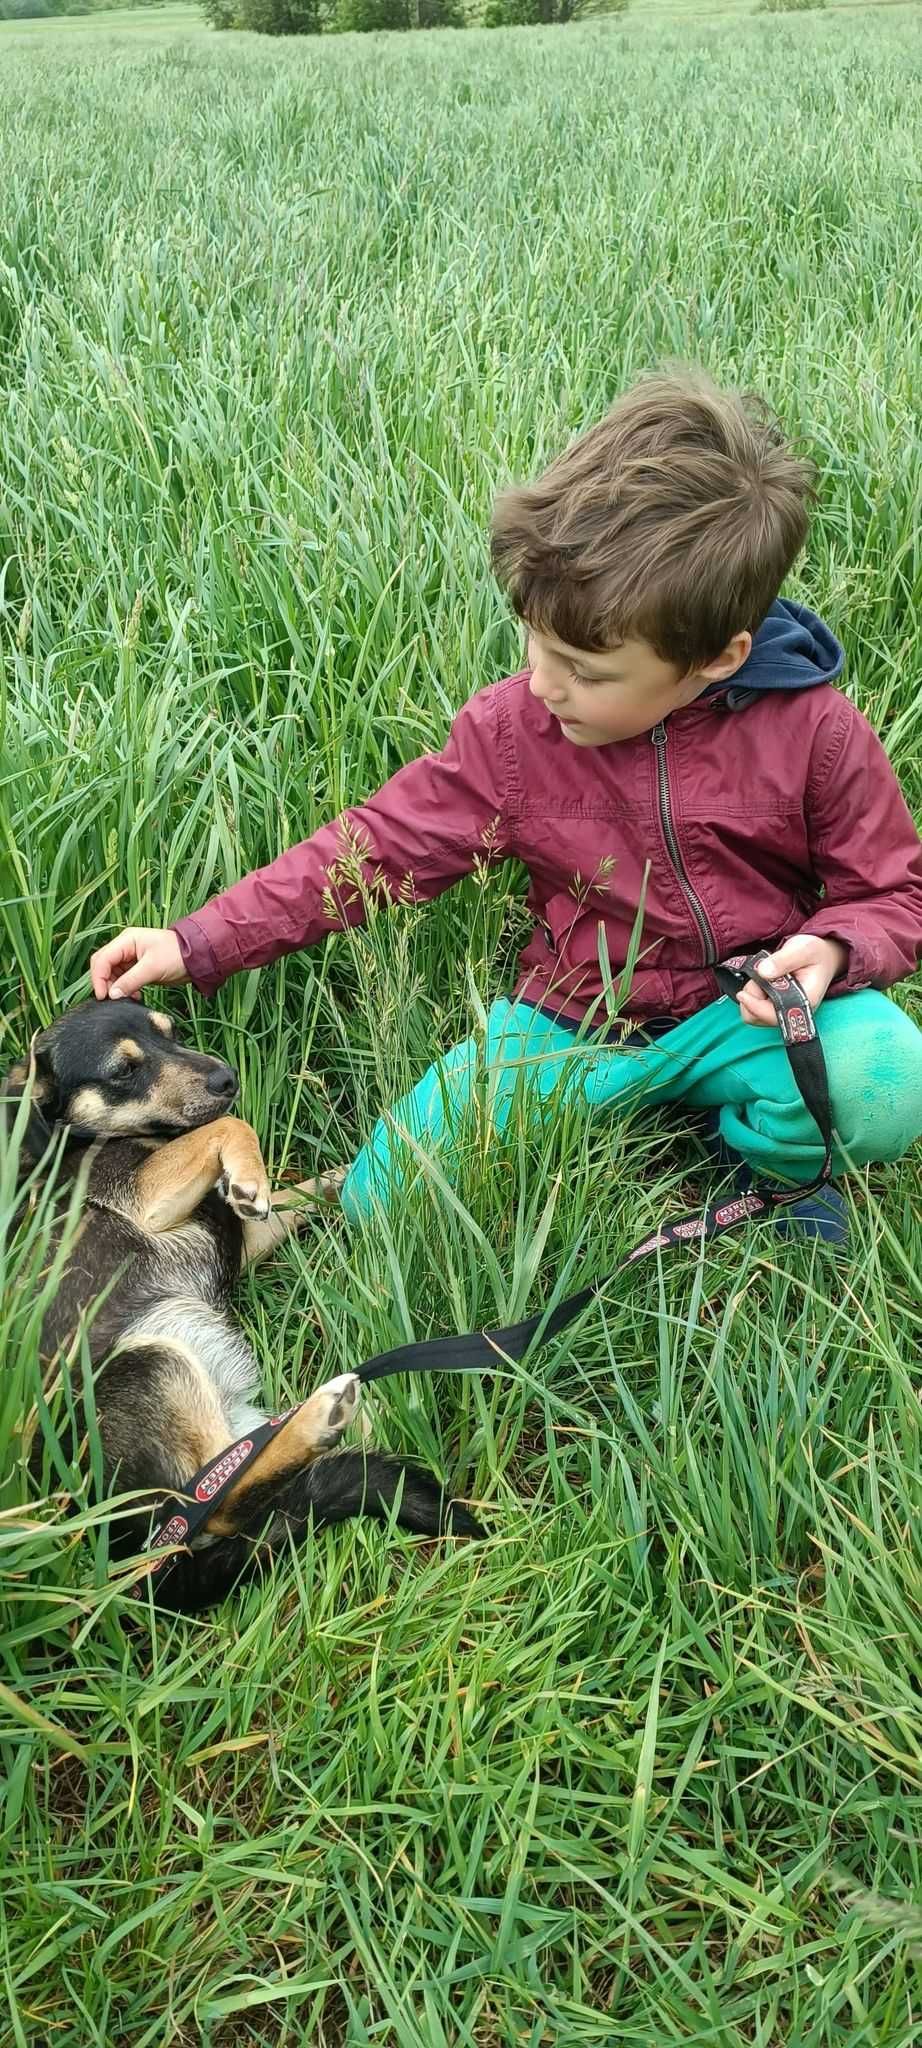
223,0,332,29
203,0,461,27
484,0,627,24
335,0,462,28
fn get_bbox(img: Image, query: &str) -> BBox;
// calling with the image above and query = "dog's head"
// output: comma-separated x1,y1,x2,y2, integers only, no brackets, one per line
2,1001,239,1154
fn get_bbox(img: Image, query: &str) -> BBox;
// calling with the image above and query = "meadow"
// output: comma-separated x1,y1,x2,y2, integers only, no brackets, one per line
3,4,922,2041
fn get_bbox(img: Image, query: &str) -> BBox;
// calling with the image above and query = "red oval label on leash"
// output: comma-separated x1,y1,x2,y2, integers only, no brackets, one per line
148,1513,191,1571
195,1439,254,1501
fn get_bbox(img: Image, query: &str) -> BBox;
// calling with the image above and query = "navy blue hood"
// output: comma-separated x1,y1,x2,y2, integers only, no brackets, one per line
711,598,844,708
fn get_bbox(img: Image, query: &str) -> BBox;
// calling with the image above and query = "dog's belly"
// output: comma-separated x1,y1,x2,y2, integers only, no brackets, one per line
123,1295,264,1434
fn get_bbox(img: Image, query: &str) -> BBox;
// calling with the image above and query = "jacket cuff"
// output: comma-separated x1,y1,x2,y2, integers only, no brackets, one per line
172,911,240,998
798,914,876,992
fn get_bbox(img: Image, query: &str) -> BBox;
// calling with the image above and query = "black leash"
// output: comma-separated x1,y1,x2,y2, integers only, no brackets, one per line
143,1406,302,1583
138,953,835,1585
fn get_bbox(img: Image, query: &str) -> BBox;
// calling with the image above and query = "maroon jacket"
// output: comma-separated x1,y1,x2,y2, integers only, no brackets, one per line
173,603,922,1027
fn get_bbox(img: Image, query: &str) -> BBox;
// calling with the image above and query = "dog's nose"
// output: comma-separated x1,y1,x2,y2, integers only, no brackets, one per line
206,1064,239,1099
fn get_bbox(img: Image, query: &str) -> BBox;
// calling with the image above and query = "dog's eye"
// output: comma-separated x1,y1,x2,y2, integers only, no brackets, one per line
106,1038,146,1079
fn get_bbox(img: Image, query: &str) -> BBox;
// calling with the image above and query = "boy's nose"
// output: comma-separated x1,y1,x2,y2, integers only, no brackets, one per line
529,667,566,706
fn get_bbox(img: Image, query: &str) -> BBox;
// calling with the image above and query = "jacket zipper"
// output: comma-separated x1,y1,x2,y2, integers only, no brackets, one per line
651,721,718,966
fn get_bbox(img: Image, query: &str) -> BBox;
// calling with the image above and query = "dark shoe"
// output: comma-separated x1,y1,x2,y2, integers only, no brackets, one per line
770,1184,849,1245
700,1112,848,1246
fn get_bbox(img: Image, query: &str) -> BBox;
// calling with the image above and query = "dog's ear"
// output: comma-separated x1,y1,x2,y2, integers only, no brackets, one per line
0,1033,60,1163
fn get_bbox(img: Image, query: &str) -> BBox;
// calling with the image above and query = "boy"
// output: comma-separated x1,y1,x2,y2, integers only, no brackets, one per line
90,370,922,1243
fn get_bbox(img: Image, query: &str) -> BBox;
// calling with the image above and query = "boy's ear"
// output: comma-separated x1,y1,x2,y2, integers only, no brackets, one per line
696,629,753,686
0,1032,61,1162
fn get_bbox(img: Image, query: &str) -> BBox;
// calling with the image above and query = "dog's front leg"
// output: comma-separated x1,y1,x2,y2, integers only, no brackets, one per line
132,1118,272,1234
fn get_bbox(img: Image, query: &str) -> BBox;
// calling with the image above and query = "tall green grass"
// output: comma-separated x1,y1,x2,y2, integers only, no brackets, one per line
3,9,922,2041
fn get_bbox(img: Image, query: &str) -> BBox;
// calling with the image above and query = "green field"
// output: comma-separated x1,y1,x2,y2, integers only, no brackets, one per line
4,5,922,2043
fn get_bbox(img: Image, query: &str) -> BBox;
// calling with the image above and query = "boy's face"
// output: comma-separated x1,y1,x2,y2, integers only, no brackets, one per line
526,627,751,746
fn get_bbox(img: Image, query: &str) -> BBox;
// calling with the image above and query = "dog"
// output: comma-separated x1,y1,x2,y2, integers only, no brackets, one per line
2,1000,481,1613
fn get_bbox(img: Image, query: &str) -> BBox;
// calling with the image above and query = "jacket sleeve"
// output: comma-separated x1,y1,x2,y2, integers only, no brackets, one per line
171,690,511,995
800,697,922,992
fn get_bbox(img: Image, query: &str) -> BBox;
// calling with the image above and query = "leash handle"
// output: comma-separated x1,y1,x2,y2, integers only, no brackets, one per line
715,954,834,1179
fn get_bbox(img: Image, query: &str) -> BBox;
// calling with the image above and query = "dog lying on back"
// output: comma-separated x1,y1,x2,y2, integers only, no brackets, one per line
3,1000,481,1613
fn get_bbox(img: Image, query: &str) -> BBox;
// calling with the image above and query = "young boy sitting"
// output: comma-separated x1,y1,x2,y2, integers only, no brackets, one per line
89,369,922,1244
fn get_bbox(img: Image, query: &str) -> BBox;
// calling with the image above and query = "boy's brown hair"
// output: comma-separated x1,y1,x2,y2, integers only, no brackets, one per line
490,367,814,673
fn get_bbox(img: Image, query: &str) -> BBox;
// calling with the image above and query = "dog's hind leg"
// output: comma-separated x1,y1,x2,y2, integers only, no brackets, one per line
202,1374,361,1535
99,1340,238,1503
136,1404,483,1615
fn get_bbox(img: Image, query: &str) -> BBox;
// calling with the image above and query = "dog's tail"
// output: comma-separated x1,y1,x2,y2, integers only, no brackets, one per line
304,1450,484,1540
125,1451,484,1615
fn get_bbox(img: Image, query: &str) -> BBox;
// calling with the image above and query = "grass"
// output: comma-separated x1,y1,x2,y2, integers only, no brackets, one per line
2,4,922,2042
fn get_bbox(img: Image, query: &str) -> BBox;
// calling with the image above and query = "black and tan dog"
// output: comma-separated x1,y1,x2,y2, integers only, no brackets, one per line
3,1000,480,1613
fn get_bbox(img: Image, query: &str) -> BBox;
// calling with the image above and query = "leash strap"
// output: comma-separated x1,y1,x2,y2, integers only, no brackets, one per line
140,952,835,1581
139,1406,302,1584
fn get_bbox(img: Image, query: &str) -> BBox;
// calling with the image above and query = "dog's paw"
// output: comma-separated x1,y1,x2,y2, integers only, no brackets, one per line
217,1166,271,1223
303,1371,361,1450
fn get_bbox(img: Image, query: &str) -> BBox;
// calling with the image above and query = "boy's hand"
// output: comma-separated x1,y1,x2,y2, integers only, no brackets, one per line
90,927,188,1001
737,934,848,1029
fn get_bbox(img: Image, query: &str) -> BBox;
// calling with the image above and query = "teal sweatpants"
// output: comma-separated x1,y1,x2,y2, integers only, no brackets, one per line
341,990,922,1223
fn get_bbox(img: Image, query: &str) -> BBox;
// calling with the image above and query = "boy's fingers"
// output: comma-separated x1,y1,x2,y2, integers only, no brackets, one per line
90,934,137,999
739,956,827,1028
90,928,186,1000
737,948,797,1026
737,983,777,1027
109,958,153,1000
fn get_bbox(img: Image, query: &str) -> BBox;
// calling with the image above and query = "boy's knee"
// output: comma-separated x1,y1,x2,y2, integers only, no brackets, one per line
341,1033,480,1222
827,999,922,1166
